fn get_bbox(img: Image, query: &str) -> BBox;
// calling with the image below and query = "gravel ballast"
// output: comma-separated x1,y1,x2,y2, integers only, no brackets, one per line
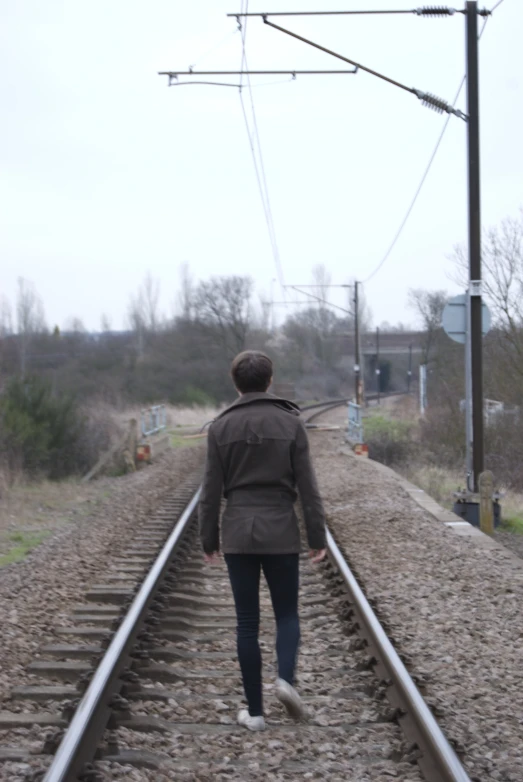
87,547,424,782
0,446,205,712
310,430,523,782
2,421,522,781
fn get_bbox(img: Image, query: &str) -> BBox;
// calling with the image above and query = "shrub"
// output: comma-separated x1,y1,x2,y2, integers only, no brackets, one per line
419,405,466,469
485,414,523,491
364,414,416,466
170,386,216,407
0,376,84,479
72,400,123,475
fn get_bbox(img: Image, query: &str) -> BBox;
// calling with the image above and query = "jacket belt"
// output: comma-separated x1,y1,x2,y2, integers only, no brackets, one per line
226,488,296,507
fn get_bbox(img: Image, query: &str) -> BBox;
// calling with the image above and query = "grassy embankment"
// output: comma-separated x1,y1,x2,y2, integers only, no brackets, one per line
363,401,523,533
0,479,103,567
0,405,215,568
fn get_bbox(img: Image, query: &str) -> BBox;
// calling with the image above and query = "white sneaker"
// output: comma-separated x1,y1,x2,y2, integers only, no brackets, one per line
275,678,307,720
237,709,266,731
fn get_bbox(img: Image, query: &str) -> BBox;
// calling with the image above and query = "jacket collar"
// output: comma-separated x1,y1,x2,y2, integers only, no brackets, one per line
216,391,300,419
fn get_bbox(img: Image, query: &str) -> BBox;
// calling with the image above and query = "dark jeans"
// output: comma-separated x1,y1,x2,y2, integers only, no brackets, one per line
224,553,300,717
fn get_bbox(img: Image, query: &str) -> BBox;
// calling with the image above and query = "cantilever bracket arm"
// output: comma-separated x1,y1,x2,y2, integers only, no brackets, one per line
262,16,468,121
158,69,358,80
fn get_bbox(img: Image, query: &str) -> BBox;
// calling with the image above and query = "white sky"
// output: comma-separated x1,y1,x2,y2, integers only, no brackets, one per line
0,0,519,331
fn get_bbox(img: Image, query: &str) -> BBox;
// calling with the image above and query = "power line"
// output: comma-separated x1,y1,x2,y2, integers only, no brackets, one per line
229,8,468,17
287,285,352,316
362,80,464,283
490,0,505,11
237,0,286,291
362,14,491,284
188,29,238,71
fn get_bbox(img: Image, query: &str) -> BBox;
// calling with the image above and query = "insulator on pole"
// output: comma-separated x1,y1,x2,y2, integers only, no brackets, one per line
413,90,468,121
415,6,456,15
416,91,449,112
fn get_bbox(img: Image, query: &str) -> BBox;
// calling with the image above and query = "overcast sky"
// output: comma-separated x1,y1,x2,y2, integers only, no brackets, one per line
0,0,519,332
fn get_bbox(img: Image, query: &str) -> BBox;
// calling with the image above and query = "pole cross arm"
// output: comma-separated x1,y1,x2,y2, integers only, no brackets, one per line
158,70,358,77
262,17,466,120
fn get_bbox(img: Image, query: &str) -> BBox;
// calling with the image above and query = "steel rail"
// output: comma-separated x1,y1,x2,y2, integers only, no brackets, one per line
43,488,202,782
303,400,349,424
41,477,469,781
301,397,350,412
197,397,349,432
326,529,472,782
302,389,407,419
198,390,408,432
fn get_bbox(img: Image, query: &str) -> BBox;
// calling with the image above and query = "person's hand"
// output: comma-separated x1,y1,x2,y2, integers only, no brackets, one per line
309,548,327,564
204,551,220,564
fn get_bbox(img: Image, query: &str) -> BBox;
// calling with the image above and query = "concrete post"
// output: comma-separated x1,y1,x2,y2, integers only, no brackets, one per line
479,471,494,535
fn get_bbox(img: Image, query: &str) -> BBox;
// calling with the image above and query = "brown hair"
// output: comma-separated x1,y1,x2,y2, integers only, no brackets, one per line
231,350,273,393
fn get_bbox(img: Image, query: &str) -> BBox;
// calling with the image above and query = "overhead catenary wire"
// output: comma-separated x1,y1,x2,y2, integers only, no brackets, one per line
288,285,352,316
168,78,296,89
362,12,492,284
237,0,286,293
188,29,239,72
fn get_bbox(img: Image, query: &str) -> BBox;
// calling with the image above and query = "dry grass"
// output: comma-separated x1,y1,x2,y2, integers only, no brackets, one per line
0,476,103,566
366,398,523,530
498,490,523,533
399,462,523,532
399,464,463,510
0,401,220,568
379,393,420,420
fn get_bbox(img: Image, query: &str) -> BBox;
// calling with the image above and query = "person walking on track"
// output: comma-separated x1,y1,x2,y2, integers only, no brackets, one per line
199,350,327,731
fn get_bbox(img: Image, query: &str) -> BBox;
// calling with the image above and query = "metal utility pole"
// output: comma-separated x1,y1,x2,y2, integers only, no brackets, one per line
466,1,484,492
407,342,413,393
354,281,361,404
419,364,427,415
376,326,380,404
169,5,492,484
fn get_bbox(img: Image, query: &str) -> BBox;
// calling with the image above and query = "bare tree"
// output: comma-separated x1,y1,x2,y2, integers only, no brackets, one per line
127,293,146,359
257,293,271,332
0,296,13,337
100,313,112,333
142,272,160,333
16,277,46,376
311,264,334,348
408,289,448,365
127,273,162,358
193,276,253,356
64,316,86,334
177,262,194,321
312,264,331,310
450,211,523,377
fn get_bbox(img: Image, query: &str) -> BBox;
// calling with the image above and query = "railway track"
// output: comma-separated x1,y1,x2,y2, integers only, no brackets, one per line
301,391,408,425
0,406,470,782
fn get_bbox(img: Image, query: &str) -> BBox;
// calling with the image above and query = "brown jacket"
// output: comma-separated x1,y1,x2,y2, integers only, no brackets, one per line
198,392,327,554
